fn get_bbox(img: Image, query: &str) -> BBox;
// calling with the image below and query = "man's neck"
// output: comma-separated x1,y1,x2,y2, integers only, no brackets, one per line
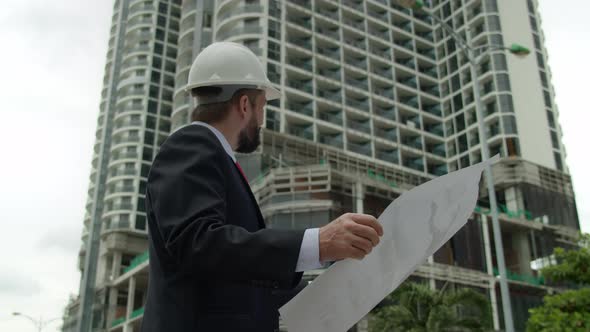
208,121,238,151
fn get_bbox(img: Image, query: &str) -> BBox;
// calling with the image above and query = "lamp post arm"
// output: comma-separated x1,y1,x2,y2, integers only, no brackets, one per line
40,317,62,329
418,6,472,54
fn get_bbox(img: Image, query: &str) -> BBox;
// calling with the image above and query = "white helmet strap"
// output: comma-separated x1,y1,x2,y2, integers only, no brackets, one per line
194,84,258,106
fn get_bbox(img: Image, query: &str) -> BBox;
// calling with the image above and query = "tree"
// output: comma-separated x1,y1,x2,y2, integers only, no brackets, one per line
369,282,492,332
527,233,590,332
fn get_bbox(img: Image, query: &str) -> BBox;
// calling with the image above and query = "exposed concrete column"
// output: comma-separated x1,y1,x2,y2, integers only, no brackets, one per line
354,181,364,214
512,231,533,275
123,276,136,332
481,214,500,330
505,186,524,214
427,256,436,290
107,286,118,329
111,251,122,280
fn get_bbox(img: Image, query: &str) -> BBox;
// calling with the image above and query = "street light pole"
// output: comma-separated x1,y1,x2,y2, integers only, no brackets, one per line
393,1,531,331
465,28,516,332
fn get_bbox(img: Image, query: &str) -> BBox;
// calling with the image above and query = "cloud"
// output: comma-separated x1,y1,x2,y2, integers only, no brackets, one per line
0,273,41,297
37,225,82,253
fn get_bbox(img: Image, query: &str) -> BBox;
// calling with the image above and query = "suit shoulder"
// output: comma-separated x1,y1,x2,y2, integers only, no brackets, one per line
162,124,220,149
148,125,225,182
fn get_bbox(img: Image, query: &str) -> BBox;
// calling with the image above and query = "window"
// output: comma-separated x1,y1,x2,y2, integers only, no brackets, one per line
498,94,514,113
493,54,507,71
533,34,541,50
502,115,518,134
539,71,548,89
536,52,545,69
544,91,552,108
451,74,461,92
487,15,501,32
203,13,212,28
505,138,520,157
269,20,281,39
484,0,498,13
455,113,466,132
554,152,563,171
547,110,555,128
135,215,146,231
489,34,504,47
156,29,165,41
529,16,538,32
496,73,511,91
550,130,559,149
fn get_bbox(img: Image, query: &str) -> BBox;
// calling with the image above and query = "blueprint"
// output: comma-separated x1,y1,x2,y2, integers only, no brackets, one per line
279,156,499,332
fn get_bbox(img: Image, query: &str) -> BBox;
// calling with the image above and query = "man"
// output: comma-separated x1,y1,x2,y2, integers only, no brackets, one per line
141,42,383,332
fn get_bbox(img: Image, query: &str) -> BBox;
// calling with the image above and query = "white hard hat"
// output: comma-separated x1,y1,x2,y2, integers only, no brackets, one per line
186,42,281,105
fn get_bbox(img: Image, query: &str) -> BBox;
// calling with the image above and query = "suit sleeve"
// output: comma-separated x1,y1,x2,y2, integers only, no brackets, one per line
147,128,304,288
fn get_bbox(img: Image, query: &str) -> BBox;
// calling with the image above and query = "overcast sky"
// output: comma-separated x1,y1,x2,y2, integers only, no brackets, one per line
0,1,588,331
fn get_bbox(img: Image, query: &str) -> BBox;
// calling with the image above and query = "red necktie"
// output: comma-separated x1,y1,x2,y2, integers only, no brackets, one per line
235,162,248,182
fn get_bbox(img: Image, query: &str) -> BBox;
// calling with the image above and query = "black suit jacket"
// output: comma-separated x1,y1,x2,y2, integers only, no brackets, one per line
141,124,305,332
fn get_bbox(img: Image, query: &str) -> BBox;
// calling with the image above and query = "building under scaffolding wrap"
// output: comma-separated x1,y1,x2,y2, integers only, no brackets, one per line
63,0,580,331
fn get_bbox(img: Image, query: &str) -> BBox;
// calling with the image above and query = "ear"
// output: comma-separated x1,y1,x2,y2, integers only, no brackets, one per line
238,94,250,118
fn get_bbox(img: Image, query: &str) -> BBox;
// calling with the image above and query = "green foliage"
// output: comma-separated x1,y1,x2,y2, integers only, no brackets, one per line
526,233,590,332
526,288,590,332
369,282,492,332
541,233,590,285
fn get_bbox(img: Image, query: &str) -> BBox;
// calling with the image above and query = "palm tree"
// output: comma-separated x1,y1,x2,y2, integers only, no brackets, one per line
369,282,492,332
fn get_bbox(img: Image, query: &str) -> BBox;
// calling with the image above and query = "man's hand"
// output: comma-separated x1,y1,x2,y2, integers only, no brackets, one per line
319,213,383,262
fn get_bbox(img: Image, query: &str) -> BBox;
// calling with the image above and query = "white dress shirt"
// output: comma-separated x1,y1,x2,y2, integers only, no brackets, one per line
192,121,323,272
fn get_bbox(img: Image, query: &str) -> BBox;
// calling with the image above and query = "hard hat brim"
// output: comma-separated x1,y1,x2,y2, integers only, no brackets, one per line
264,85,281,101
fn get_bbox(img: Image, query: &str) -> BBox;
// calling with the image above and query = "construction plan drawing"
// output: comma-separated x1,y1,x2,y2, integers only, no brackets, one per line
279,156,500,332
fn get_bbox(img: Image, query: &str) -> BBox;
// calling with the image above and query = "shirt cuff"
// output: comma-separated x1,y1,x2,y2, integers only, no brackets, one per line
295,228,324,272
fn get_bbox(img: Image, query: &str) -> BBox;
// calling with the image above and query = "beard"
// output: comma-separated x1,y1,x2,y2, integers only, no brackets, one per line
236,113,261,153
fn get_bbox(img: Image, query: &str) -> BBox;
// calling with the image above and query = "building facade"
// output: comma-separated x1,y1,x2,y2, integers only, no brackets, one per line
63,0,579,331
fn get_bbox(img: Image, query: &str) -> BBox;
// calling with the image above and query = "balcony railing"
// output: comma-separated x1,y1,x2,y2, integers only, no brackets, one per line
319,134,343,148
423,104,442,117
288,58,313,72
317,47,340,59
345,77,368,90
402,136,423,150
374,106,396,120
288,126,314,140
318,111,343,125
401,96,419,109
344,58,367,70
288,17,312,30
348,141,372,156
403,157,424,171
317,68,341,81
317,8,338,20
317,90,342,102
217,25,263,41
287,80,313,94
348,119,371,134
425,123,444,137
399,77,417,89
375,128,397,141
286,102,314,116
377,150,399,164
316,27,339,39
346,98,369,111
374,87,394,99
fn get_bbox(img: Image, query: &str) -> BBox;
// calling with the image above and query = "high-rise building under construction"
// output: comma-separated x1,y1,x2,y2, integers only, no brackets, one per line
63,1,580,331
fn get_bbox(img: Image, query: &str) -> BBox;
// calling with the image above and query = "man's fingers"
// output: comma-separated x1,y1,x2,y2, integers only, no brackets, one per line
350,235,373,254
348,222,380,246
349,246,366,260
349,213,383,236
